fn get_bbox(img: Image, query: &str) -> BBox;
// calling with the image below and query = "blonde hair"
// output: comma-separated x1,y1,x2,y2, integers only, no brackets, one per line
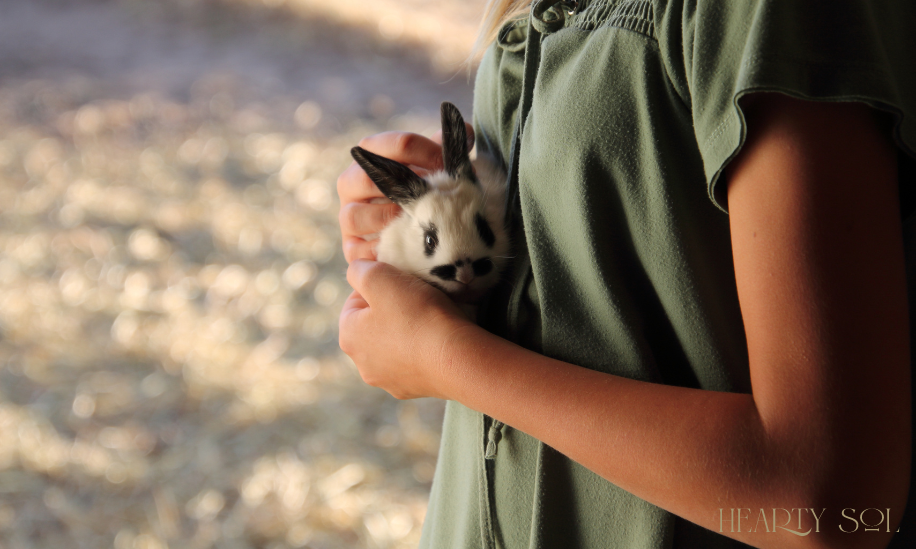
471,0,533,60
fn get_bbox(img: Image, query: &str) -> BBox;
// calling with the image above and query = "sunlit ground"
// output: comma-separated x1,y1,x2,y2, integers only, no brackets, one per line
0,0,484,547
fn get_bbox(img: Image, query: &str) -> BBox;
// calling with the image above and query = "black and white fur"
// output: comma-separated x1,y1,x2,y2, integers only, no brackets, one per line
350,102,508,306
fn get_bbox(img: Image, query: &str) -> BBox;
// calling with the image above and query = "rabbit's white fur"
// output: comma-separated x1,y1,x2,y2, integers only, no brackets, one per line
377,155,508,303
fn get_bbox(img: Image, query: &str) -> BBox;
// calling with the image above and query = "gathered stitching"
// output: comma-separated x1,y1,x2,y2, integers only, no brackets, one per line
575,0,656,39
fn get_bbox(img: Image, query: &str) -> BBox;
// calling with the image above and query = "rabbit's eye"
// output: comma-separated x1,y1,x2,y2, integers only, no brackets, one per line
423,225,439,256
475,213,496,248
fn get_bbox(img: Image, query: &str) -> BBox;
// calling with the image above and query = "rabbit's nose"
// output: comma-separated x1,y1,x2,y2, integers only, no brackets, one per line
456,264,475,285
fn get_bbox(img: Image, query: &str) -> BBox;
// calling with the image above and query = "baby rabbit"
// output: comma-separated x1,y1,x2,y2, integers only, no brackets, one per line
350,102,508,308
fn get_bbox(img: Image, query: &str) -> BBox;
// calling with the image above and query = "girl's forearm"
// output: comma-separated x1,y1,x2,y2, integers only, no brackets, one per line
437,323,898,549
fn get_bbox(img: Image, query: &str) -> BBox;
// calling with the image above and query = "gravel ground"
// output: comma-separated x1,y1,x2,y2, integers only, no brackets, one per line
0,1,483,547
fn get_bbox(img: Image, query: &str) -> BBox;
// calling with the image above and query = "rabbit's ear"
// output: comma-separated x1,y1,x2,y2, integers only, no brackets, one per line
440,102,475,181
350,146,429,205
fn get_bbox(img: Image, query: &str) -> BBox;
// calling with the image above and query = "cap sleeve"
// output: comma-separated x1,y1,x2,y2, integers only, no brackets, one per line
655,0,916,211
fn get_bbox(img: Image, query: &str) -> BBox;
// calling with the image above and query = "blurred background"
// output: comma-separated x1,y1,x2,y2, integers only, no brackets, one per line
0,0,485,547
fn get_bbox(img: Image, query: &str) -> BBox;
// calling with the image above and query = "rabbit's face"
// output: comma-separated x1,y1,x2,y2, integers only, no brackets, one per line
403,173,507,301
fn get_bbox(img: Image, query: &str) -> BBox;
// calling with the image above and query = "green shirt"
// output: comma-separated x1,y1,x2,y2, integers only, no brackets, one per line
420,1,916,547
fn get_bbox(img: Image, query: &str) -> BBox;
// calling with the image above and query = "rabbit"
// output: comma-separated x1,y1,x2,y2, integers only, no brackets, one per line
350,102,509,315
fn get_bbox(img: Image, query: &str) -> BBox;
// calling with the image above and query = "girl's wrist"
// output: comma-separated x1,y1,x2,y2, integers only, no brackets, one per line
429,314,486,401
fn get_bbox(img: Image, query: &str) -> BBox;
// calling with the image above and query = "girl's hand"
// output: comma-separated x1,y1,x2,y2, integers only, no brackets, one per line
339,259,474,400
337,121,476,397
337,125,474,263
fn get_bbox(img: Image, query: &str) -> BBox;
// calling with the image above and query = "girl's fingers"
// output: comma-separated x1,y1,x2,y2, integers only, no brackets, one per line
343,236,378,263
342,289,368,312
339,201,402,237
357,131,444,171
337,131,445,204
337,162,387,204
340,126,472,205
338,160,434,204
347,259,408,306
346,259,381,299
338,290,368,356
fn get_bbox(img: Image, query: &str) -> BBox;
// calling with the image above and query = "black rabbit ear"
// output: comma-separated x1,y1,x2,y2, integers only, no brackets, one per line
350,146,429,205
440,102,474,181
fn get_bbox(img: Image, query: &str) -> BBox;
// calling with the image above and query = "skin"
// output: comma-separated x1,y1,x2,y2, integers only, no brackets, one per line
337,94,911,549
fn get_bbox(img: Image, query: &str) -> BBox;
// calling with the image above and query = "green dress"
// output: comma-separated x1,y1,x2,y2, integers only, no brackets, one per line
419,1,916,547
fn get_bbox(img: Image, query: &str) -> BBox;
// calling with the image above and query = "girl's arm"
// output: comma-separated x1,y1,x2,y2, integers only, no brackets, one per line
339,94,910,549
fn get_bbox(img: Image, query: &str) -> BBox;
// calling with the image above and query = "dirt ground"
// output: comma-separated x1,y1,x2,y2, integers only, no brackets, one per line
0,1,484,547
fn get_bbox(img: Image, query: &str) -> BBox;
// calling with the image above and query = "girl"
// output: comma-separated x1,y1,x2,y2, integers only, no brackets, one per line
337,1,916,547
